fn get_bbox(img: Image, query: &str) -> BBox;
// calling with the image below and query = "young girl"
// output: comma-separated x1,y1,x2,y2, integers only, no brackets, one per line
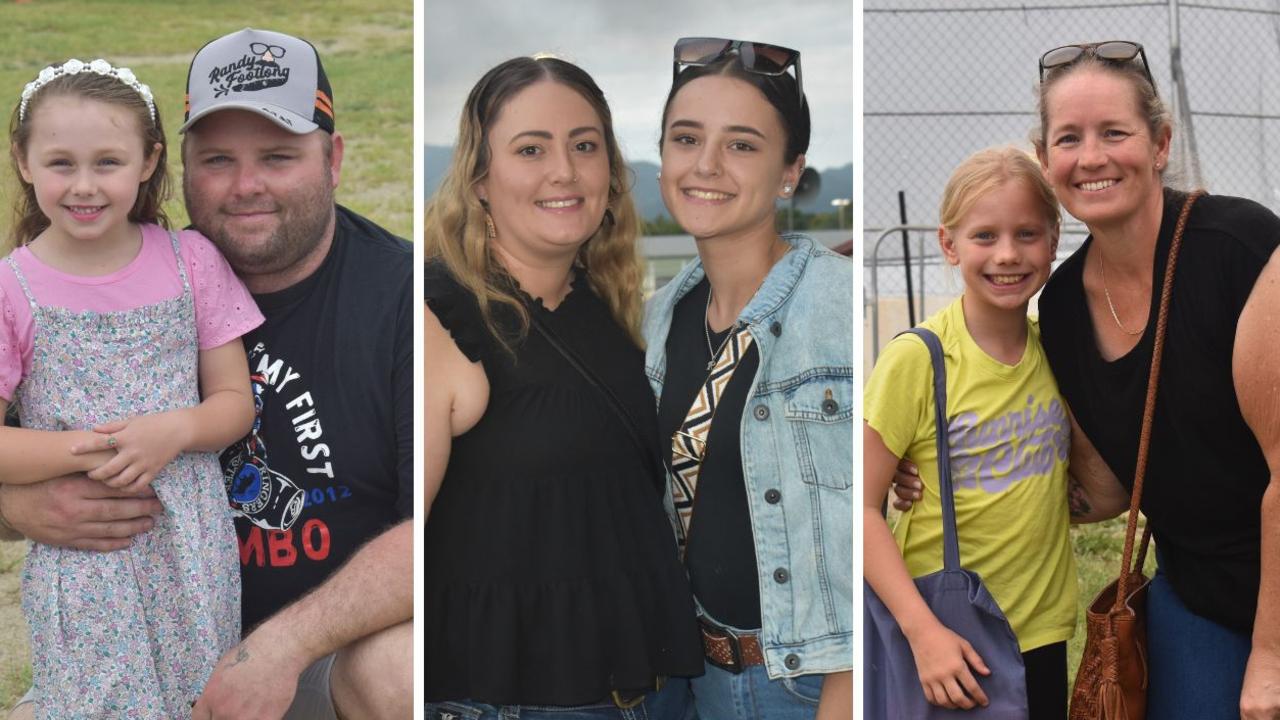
4,59,262,718
863,146,1076,719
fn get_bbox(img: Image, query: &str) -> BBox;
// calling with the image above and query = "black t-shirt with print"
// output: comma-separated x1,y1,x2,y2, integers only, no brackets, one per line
220,205,413,632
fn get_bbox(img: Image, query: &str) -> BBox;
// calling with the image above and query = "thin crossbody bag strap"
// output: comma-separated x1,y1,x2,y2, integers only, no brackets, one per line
902,327,962,570
1114,189,1203,605
668,322,755,557
529,313,661,481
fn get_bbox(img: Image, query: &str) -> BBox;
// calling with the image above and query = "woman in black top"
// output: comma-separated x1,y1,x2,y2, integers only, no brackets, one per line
422,57,703,717
1032,43,1280,718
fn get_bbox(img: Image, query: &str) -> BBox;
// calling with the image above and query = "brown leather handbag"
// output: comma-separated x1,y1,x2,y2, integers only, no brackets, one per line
1067,190,1202,720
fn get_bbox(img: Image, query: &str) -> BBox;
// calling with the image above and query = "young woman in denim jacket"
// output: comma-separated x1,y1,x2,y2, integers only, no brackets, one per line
641,38,853,719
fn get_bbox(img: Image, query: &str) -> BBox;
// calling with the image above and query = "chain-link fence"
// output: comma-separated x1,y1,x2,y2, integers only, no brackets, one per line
865,0,1280,366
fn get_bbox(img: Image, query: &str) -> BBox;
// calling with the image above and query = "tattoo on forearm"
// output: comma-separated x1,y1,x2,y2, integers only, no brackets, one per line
1068,477,1093,518
228,644,249,668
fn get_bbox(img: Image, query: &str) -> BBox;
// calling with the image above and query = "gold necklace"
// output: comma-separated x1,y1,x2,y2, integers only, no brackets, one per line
1097,249,1145,336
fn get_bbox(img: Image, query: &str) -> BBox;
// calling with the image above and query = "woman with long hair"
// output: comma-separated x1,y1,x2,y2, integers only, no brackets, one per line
422,56,703,719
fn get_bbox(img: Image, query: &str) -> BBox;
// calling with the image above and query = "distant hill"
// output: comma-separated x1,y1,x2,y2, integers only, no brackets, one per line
425,145,454,198
426,145,852,220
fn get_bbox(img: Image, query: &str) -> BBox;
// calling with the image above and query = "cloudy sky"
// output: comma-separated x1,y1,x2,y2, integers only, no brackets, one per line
423,0,853,170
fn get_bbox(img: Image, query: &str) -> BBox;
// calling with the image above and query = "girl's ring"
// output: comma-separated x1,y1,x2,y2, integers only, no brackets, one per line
106,436,117,449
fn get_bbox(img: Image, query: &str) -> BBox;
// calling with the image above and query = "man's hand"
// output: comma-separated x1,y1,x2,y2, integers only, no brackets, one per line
1241,646,1280,719
192,636,306,720
0,474,162,550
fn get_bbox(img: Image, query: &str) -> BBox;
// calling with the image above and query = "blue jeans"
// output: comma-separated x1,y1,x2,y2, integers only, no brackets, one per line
1147,562,1252,720
423,678,694,720
689,661,823,719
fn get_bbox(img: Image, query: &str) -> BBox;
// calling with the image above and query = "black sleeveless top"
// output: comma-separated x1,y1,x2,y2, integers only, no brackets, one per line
1039,188,1280,632
423,261,703,705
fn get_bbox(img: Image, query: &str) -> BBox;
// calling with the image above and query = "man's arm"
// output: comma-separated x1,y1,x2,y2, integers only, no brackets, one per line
193,519,411,719
1234,249,1280,719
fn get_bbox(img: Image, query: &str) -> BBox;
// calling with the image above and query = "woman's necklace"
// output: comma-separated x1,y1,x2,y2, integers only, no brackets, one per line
701,237,790,370
1098,249,1145,336
704,288,737,371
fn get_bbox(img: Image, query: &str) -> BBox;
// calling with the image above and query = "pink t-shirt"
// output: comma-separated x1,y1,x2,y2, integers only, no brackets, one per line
0,223,264,401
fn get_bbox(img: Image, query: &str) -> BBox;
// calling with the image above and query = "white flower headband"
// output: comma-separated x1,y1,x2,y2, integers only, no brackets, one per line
19,58,155,124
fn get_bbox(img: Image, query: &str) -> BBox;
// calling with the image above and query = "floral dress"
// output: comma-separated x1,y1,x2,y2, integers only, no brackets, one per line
13,232,240,719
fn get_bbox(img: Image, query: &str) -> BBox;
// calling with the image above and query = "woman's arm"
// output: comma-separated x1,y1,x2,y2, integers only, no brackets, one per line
1064,409,1131,523
1233,249,1280,719
863,423,990,710
890,408,1130,524
424,304,452,515
424,303,487,516
0,398,114,485
815,670,851,719
73,339,254,491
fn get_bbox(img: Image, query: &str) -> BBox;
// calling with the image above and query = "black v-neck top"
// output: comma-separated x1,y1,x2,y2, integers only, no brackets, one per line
1039,188,1280,631
423,261,702,704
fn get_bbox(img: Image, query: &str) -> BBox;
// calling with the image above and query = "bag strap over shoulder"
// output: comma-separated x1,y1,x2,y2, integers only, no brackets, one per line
902,327,961,572
1114,189,1203,607
530,313,661,482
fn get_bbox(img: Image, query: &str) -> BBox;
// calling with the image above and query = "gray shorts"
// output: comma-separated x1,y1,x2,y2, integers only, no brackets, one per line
12,653,338,719
283,652,340,720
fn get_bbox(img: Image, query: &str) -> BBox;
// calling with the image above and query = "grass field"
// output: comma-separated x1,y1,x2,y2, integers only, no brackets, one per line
0,0,411,710
0,0,412,246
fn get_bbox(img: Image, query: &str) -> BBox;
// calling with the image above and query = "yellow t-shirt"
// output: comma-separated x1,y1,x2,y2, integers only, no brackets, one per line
864,298,1077,652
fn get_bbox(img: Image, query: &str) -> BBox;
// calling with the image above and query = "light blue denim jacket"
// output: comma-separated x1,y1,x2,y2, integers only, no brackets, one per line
642,233,853,679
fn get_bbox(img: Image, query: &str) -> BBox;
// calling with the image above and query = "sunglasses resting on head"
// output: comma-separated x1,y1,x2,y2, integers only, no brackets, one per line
1038,40,1156,94
673,37,804,103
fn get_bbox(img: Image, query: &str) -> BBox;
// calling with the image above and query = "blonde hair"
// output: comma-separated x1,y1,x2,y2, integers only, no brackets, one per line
423,56,644,353
940,145,1061,235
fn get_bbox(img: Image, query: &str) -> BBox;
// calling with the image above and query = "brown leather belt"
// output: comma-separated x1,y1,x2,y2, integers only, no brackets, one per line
699,616,765,673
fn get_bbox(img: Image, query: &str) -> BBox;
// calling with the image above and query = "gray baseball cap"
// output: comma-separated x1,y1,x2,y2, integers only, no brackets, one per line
180,28,334,134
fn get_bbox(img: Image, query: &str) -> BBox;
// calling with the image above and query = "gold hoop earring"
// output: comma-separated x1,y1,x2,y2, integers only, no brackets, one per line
484,211,497,239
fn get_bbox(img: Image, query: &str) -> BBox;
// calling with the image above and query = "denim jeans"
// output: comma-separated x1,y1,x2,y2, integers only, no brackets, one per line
689,661,824,720
423,678,694,720
1147,561,1252,720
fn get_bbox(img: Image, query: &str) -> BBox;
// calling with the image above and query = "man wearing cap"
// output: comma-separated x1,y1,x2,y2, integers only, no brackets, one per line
0,28,412,720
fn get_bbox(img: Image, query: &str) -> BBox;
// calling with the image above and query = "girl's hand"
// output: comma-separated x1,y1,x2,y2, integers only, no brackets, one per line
71,414,188,493
906,622,991,709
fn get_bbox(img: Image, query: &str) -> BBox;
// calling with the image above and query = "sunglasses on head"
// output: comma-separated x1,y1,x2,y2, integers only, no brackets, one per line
673,37,804,104
1039,41,1156,95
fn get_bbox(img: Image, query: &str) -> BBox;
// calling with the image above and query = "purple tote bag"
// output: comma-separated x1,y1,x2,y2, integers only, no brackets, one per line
863,328,1028,719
